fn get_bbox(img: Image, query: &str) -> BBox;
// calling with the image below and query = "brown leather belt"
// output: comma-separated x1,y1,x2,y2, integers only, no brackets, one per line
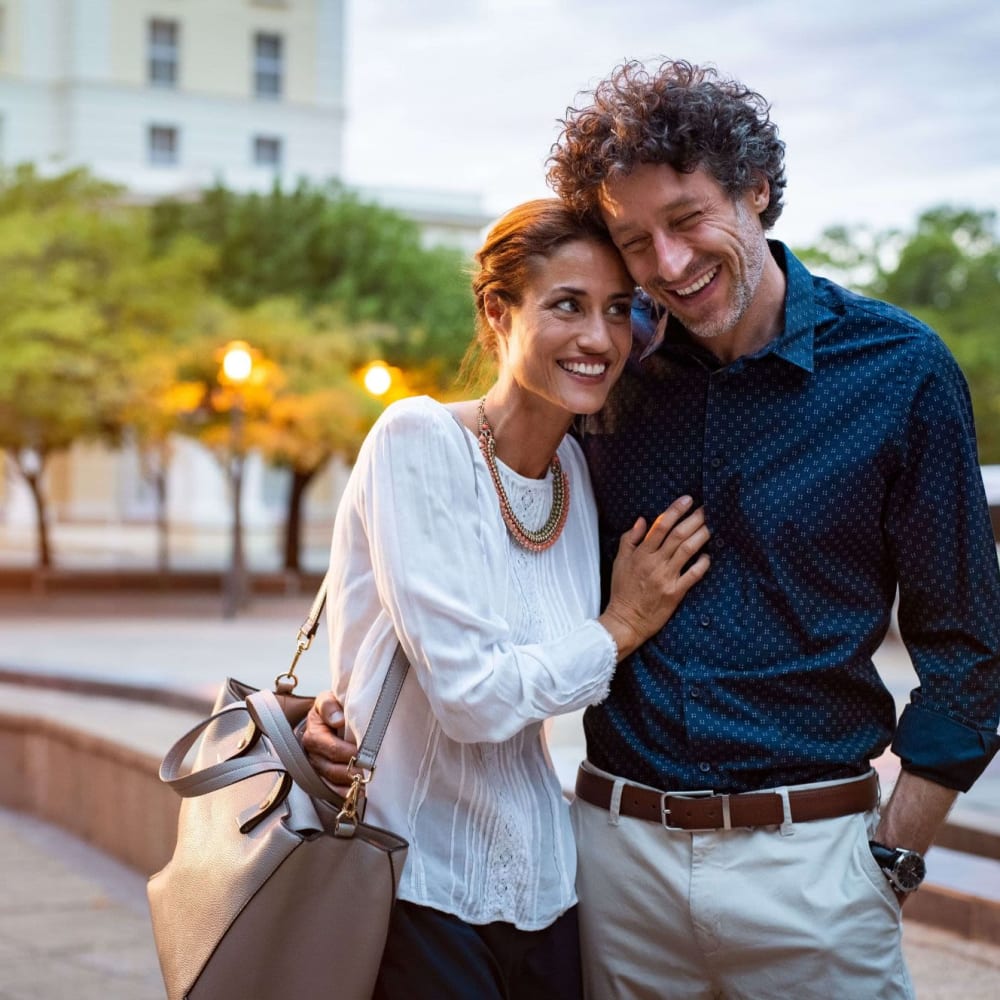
575,767,879,831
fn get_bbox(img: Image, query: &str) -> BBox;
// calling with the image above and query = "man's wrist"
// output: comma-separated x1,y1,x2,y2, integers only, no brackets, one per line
869,840,926,895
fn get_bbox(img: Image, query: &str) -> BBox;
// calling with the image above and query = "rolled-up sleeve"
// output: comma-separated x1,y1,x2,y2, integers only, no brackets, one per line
886,341,1000,791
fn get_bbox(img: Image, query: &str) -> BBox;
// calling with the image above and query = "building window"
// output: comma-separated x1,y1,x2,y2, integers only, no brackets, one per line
253,135,282,168
254,32,283,98
148,125,179,165
148,19,179,87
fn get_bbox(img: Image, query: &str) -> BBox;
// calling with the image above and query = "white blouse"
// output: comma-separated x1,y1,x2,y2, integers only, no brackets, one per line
326,395,616,930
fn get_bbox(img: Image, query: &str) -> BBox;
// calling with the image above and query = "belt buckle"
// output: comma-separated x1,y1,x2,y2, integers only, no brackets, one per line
660,788,722,832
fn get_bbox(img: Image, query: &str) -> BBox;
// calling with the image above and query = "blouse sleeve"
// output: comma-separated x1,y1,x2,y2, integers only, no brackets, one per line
354,399,615,743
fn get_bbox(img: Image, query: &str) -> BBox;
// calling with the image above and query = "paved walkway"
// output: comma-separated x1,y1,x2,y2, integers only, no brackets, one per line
1,589,999,997
3,802,999,1000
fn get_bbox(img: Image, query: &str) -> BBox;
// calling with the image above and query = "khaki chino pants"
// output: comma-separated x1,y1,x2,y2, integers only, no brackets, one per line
571,762,914,1000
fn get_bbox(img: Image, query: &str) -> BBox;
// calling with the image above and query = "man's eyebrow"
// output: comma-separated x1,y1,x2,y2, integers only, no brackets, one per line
606,195,705,237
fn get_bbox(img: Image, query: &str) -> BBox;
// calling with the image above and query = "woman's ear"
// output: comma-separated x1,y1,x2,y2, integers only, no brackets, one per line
484,291,512,338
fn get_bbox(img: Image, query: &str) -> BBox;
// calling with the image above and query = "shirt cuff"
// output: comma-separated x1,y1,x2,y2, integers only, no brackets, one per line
892,703,1000,792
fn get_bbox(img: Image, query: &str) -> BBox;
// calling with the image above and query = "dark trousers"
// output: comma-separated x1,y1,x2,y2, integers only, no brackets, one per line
373,899,583,1000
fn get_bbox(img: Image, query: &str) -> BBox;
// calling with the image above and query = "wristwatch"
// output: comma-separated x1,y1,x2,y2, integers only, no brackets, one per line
868,840,926,893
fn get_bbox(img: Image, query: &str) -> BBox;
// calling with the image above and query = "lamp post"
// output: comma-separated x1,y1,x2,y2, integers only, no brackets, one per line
362,361,393,398
220,341,254,619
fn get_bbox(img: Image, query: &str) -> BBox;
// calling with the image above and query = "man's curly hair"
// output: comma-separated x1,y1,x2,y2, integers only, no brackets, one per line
547,60,786,231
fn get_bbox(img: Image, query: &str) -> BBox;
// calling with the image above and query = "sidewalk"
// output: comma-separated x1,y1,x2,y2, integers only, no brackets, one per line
3,803,999,1000
1,589,999,997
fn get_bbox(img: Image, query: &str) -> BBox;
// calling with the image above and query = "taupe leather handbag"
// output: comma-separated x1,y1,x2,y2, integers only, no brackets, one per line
147,582,409,1000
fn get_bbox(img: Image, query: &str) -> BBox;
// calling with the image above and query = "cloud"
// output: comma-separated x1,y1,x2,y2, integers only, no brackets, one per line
344,0,1000,243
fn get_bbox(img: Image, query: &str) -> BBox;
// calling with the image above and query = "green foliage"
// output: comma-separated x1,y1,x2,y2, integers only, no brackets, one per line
0,164,214,566
179,299,381,475
0,165,212,457
151,180,476,389
795,206,1000,464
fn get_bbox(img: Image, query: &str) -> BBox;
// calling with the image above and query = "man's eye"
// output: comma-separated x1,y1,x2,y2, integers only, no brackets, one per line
621,237,649,254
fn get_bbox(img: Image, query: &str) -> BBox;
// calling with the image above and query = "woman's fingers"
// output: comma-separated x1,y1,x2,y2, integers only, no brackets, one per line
674,553,711,594
664,522,712,573
301,696,360,790
638,496,694,549
638,504,708,561
313,690,345,729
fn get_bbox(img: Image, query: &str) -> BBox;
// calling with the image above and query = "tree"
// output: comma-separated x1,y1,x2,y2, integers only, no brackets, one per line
163,299,385,576
150,180,476,389
213,300,384,574
0,165,212,569
795,206,1000,463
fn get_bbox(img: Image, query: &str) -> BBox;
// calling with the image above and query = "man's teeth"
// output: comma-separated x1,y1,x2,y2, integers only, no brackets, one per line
560,361,607,376
676,268,718,297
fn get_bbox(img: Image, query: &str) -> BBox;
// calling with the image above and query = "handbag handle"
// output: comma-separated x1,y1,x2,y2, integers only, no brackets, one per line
157,702,312,799
161,581,410,805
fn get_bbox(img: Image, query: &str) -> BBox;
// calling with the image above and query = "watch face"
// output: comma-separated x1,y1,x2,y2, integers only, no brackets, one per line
893,851,927,892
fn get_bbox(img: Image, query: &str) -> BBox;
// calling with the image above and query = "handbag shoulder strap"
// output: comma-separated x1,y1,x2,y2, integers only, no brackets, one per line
353,642,408,772
291,577,411,775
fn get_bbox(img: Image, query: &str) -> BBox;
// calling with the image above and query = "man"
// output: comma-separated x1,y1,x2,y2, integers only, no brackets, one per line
543,59,1000,997
306,60,1000,998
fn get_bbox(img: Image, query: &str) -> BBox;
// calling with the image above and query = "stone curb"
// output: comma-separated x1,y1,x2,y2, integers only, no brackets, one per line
1,676,998,948
0,711,179,876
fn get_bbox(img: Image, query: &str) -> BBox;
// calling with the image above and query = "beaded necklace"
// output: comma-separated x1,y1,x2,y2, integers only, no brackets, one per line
477,397,570,552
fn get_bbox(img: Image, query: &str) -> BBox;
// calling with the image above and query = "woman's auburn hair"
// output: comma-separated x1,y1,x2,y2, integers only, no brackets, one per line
461,198,621,384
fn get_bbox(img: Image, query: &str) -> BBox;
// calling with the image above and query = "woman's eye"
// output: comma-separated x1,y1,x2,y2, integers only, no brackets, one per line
554,299,578,313
607,302,631,317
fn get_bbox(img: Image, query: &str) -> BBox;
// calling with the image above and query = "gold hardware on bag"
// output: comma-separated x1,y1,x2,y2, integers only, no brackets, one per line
333,758,374,837
274,628,313,692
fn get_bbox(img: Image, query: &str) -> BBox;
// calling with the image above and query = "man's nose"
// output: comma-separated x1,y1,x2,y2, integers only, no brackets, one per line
653,232,694,283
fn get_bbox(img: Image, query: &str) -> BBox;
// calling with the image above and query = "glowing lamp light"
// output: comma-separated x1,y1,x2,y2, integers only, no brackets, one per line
222,342,254,383
363,363,392,397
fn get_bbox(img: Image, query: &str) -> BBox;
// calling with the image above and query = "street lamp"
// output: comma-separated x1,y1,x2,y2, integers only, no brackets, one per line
362,361,393,397
220,340,253,619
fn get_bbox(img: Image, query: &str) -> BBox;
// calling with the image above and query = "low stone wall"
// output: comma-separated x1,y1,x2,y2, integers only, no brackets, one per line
0,712,179,877
2,706,998,946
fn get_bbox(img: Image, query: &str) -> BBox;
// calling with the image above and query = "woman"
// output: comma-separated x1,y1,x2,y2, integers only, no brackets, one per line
303,199,710,999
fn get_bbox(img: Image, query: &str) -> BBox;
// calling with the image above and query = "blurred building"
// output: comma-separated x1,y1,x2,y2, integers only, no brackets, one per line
0,0,345,197
0,0,487,566
0,0,489,244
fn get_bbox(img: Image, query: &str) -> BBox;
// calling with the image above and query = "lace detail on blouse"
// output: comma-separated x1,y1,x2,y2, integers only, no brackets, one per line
497,459,555,641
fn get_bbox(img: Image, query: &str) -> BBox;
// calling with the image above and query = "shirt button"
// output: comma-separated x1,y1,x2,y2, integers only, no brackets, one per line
699,614,712,628
690,687,701,699
710,455,724,469
699,762,712,773
713,537,726,550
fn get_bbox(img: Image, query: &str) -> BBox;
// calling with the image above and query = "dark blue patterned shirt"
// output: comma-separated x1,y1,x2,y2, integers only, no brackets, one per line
580,242,1000,794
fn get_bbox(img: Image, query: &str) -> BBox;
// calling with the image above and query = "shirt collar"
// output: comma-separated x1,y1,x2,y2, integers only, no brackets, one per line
631,241,819,374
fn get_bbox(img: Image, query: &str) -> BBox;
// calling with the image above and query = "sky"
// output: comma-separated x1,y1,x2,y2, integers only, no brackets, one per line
342,0,1000,247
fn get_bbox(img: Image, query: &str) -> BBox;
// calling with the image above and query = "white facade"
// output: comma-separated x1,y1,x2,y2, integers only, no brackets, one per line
0,0,347,195
0,1,486,564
